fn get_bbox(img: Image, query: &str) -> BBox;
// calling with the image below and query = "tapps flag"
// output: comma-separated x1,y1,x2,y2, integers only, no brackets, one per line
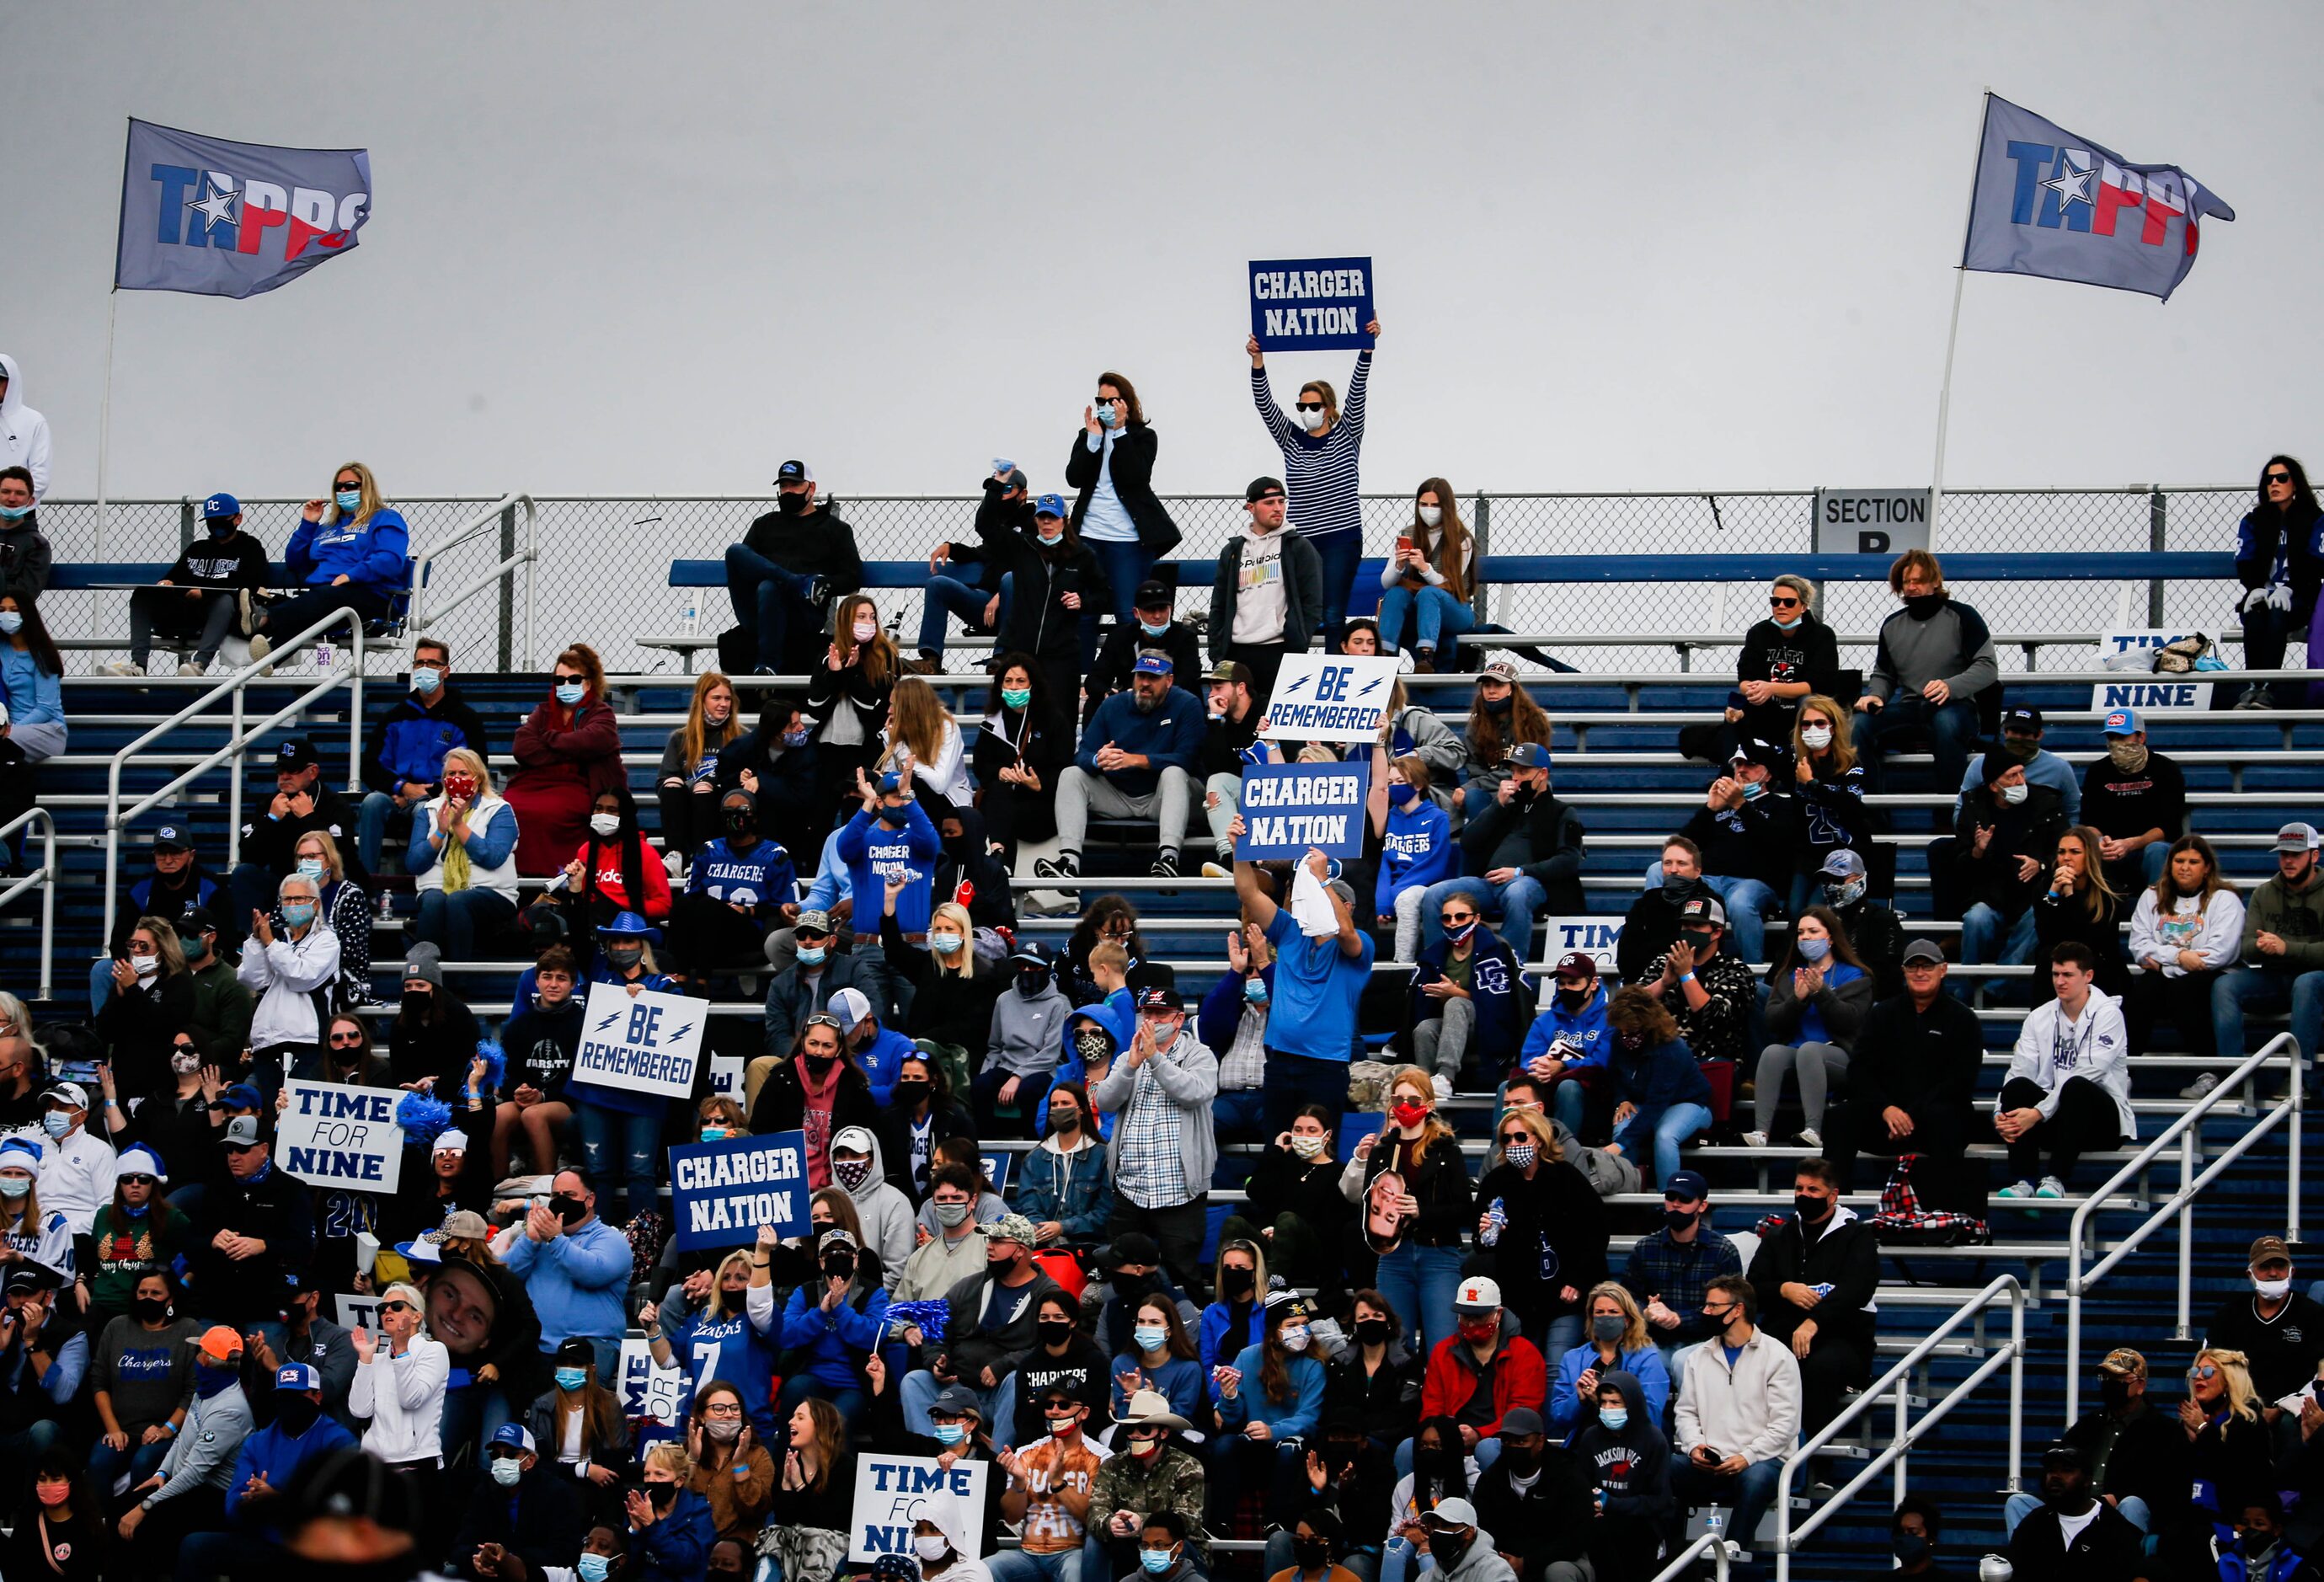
1961,94,2231,302
115,119,371,298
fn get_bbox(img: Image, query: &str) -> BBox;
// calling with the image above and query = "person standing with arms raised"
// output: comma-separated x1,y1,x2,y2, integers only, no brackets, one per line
1247,322,1381,640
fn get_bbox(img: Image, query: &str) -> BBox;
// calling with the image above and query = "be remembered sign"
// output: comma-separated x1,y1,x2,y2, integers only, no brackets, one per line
851,1455,992,1563
1237,762,1370,860
1262,655,1399,742
1249,256,1376,351
278,1080,403,1194
668,1130,811,1252
574,982,708,1099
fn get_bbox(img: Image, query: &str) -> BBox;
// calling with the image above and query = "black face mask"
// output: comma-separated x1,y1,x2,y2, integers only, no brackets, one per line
1499,1442,1538,1474
1293,1537,1332,1569
2101,1378,2134,1410
1662,874,1700,902
891,1080,930,1109
1018,972,1050,999
551,1194,586,1226
1433,1532,1475,1573
1482,697,1512,717
1794,1194,1831,1223
802,1050,840,1073
275,1394,322,1436
1221,1268,1255,1299
1903,592,1945,620
132,1296,169,1324
1037,1318,1077,1346
1556,989,1589,1011
1412,1444,1447,1477
400,986,434,1014
1680,929,1718,954
647,1479,679,1510
777,493,809,516
823,1254,856,1281
1354,1317,1390,1347
1109,1269,1152,1299
723,805,757,836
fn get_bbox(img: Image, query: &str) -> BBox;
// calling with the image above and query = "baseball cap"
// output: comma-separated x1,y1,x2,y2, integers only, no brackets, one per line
1480,659,1519,683
275,1361,322,1392
1135,985,1184,1014
981,1213,1039,1247
1102,1232,1161,1269
1504,741,1552,771
221,1115,264,1146
1245,476,1286,504
2,1267,45,1297
1034,492,1066,519
827,986,874,1032
1203,660,1254,687
152,825,192,852
774,460,814,485
2039,1440,2087,1469
1553,951,1599,981
1452,1275,1502,1312
2002,703,2045,732
200,492,242,520
1422,1498,1480,1529
2275,822,2322,854
490,1423,538,1455
1902,938,1947,966
2250,1235,2293,1266
1729,736,1791,772
1499,1407,1546,1438
815,1227,860,1256
197,1324,243,1363
441,1210,491,1241
1819,848,1868,880
1677,895,1727,928
2097,1347,2148,1379
793,908,834,937
1132,649,1175,677
1133,580,1173,611
878,768,909,794
179,904,216,935
2102,708,2142,736
930,1385,986,1418
274,738,318,772
1663,1168,1710,1202
42,1082,87,1111
221,1082,264,1111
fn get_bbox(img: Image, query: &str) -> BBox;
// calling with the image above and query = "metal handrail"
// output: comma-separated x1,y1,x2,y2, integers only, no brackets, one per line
0,810,59,1002
407,493,535,656
1652,1527,1734,1582
1772,1276,2027,1581
100,607,369,946
2064,1032,2303,1419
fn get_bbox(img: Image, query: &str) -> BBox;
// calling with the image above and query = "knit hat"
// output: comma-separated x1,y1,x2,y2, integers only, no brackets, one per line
115,1143,168,1183
400,943,444,988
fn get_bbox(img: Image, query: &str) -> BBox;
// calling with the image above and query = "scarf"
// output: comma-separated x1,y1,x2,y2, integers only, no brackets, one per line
441,802,475,894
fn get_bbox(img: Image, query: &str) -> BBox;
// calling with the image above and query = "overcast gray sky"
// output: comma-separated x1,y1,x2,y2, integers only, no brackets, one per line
8,1,2318,507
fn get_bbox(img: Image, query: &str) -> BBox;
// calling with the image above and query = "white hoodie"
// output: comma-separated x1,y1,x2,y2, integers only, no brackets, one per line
0,355,51,500
2128,887,2247,978
1231,522,1290,646
2001,989,2135,1141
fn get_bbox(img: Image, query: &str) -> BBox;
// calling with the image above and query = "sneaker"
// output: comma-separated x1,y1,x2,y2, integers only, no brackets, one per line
1795,1126,1824,1150
2180,1072,2220,1100
1997,1179,2035,1199
1033,856,1078,882
2035,1175,2066,1199
178,660,207,677
2235,686,2274,711
247,633,273,660
904,655,942,676
1200,860,1231,880
1430,1072,1454,1100
100,660,144,677
1150,851,1180,880
1740,1130,1771,1148
1412,648,1436,675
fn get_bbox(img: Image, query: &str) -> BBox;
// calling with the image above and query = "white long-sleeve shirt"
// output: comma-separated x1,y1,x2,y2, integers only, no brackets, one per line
892,718,972,809
2001,991,2135,1141
236,922,342,1051
2128,888,2247,978
1378,522,1452,589
1674,1328,1803,1466
350,1335,449,1465
35,1125,115,1236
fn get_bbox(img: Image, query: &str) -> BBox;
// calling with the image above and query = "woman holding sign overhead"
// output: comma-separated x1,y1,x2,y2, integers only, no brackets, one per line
1249,318,1381,640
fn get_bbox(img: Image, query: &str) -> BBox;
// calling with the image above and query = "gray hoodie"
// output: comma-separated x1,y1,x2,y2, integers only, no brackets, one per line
147,1378,253,1510
834,1124,915,1290
988,978,1071,1079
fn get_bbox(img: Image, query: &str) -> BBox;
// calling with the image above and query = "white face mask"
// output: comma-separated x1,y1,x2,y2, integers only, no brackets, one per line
1280,1326,1311,1353
2256,1274,2294,1300
1417,505,1442,528
916,1537,951,1563
2001,783,2028,806
1297,408,1326,433
131,954,161,978
1799,726,1832,751
852,619,879,644
1290,1134,1325,1159
589,813,621,837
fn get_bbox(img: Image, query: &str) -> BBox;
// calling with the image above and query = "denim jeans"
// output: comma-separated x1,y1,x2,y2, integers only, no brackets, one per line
1635,863,1778,965
355,789,417,876
1371,1242,1467,1358
1614,1101,1714,1188
1085,539,1161,627
916,573,1012,659
2214,965,2324,1066
991,1548,1082,1582
1211,1088,1268,1148
1958,903,2037,968
1672,1457,1782,1553
1857,693,1980,792
1376,584,1478,656
724,544,823,671
1306,526,1365,638
779,1373,869,1428
1391,1435,1503,1480
2002,1491,2151,1537
1420,874,1549,965
413,886,516,960
89,1431,173,1497
574,1101,662,1223
900,1370,1002,1436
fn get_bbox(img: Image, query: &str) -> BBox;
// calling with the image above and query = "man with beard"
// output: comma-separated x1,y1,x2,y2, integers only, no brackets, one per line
1044,650,1204,884
2005,1441,2146,1577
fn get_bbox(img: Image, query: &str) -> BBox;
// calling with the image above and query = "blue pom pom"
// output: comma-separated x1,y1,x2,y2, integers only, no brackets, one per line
474,1039,507,1093
396,1091,455,1149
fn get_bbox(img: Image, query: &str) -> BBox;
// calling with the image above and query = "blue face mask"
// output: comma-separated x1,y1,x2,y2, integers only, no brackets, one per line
1798,935,1830,962
1244,977,1269,1005
554,1366,589,1392
879,804,910,826
0,612,22,636
0,506,29,522
796,945,827,967
1097,404,1120,430
700,1127,727,1142
1599,1406,1628,1431
0,1176,27,1200
1140,619,1170,638
281,901,318,927
1140,1548,1175,1574
207,517,236,537
554,681,585,706
1389,783,1418,807
577,1555,612,1582
1739,779,1766,801
782,726,811,748
1771,616,1802,631
932,1421,967,1446
334,489,362,512
410,666,442,696
40,1114,67,1139
297,858,325,883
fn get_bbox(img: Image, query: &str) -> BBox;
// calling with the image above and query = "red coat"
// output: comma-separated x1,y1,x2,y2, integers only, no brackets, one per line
563,840,674,920
510,697,626,799
1419,1318,1547,1439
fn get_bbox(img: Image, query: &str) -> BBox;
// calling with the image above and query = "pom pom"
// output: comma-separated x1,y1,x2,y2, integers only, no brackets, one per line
473,1039,507,1093
884,1299,949,1344
395,1090,455,1150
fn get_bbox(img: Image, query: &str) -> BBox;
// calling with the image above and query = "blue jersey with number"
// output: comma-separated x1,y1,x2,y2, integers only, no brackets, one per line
668,1301,781,1436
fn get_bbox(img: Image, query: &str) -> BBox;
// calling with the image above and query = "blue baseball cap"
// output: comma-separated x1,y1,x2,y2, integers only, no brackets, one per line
275,1361,321,1392
1033,492,1066,520
1663,1168,1711,1202
2102,708,2142,736
221,1082,264,1111
879,770,907,794
1504,741,1553,771
1132,650,1175,677
490,1423,537,1454
200,492,241,520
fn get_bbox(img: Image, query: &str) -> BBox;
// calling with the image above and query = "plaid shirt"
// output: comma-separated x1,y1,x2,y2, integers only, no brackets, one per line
1618,1226,1743,1344
1218,1007,1267,1093
1114,1061,1189,1210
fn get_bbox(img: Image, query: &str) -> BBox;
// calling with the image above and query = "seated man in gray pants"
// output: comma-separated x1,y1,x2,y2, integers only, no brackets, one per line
1038,649,1205,883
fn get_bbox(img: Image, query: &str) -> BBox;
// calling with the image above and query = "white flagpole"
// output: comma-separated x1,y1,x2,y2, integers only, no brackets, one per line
1928,89,1993,554
94,287,118,559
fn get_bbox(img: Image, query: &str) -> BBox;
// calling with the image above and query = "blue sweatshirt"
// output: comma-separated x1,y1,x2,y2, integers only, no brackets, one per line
225,1414,359,1516
687,834,798,922
1197,965,1275,1061
1213,1341,1323,1437
778,1278,894,1392
1377,799,1456,912
634,1486,718,1582
1109,1351,1210,1424
854,1023,916,1108
1074,686,1205,797
1545,1340,1671,1438
836,802,939,935
286,507,410,596
1609,1036,1712,1111
502,1217,633,1350
1518,982,1613,1070
0,645,62,730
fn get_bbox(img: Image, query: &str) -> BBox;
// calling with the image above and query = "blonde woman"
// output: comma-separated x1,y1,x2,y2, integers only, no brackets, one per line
881,896,1000,1082
251,460,410,658
1376,477,1477,671
658,671,744,866
1739,574,1841,745
628,1439,719,1574
1248,320,1380,634
2170,1344,2271,1569
350,1280,449,1498
1547,1281,1671,1437
1470,1104,1609,1355
639,1245,781,1435
1789,692,1869,916
409,746,520,959
882,675,972,812
1340,1066,1473,1355
291,827,374,1006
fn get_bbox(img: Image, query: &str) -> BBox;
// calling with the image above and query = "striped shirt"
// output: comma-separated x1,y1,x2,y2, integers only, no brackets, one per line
1252,350,1372,541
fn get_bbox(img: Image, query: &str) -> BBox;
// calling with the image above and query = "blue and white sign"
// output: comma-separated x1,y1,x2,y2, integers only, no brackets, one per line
574,982,708,1100
1236,762,1371,861
617,1338,687,1424
668,1130,811,1252
2091,628,2219,713
277,1079,403,1193
1262,655,1400,742
1536,915,1624,975
850,1455,993,1563
1249,256,1376,351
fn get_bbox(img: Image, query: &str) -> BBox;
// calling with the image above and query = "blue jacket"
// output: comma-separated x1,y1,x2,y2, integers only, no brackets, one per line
1198,1300,1259,1375
405,798,519,874
1545,1340,1671,1438
224,1413,358,1517
778,1277,894,1392
0,644,61,729
1074,686,1205,796
1377,799,1456,912
633,1486,718,1582
1197,965,1274,1060
1213,1341,1323,1438
855,1023,916,1109
1015,1136,1109,1243
1406,932,1527,1059
836,802,939,935
1109,1351,1210,1425
799,826,853,915
502,1218,633,1350
1610,1036,1712,1110
1518,982,1613,1070
361,690,490,795
286,506,410,596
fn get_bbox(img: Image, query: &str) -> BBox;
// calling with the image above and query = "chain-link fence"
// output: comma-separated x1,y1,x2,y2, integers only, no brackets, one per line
28,487,2258,676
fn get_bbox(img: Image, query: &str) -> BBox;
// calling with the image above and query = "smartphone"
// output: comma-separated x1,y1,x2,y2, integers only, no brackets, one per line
1396,537,1413,556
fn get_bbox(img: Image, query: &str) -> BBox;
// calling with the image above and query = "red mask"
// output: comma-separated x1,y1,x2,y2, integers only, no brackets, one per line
1391,1101,1430,1130
34,1483,68,1507
444,774,478,799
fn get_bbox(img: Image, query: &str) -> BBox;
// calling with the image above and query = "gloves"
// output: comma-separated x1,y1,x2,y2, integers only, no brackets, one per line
2242,584,2293,617
2268,583,2293,612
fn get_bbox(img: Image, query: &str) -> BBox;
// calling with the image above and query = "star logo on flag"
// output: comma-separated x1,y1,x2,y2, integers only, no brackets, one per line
185,177,238,231
2041,152,2094,210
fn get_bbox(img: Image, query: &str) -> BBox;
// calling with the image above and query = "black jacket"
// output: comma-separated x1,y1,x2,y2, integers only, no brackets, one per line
443,1462,584,1579
1681,788,1805,895
874,1098,978,1201
751,1056,880,1144
940,1266,1067,1385
991,533,1110,664
1471,1158,1608,1327
1209,531,1323,660
1087,620,1203,705
972,703,1072,808
1459,788,1586,911
1746,1206,1879,1360
1953,781,2068,919
1736,614,1842,741
1848,991,1984,1125
2058,1398,2189,1517
238,781,366,886
943,480,1039,596
1065,425,1182,554
187,1162,317,1324
163,526,271,592
1322,1344,1424,1447
2007,1497,2146,1579
1356,1135,1474,1251
1832,898,1906,999
1471,1444,1596,1568
740,502,864,594
1617,888,1686,985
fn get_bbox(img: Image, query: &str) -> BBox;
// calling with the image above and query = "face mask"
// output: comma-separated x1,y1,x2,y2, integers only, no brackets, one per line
579,1556,613,1582
796,945,827,967
823,1253,858,1285
1130,1435,1163,1460
1044,1410,1082,1439
1681,929,1718,954
1050,1108,1080,1135
2244,1531,2278,1560
1615,1029,1648,1056
1826,876,1867,908
1599,1406,1629,1431
1038,1319,1077,1346
133,1296,170,1324
410,666,442,696
41,1114,68,1139
131,954,162,980
1794,1194,1830,1222
891,1082,931,1113
1018,972,1050,1000
332,489,363,511
1036,524,1064,546
932,1421,967,1446
1280,1326,1312,1353
1391,1100,1431,1130
589,813,622,838
1739,779,1766,801
929,931,963,955
1001,687,1032,710
1297,408,1326,433
1294,1537,1332,1569
1243,978,1269,1006
1798,935,1830,962
1459,1317,1499,1344
1504,1141,1536,1169
722,805,757,837
852,619,879,644
0,507,29,523
1483,696,1512,717
699,1126,729,1143
1418,505,1443,528
833,1158,872,1191
555,681,585,706
916,1537,951,1563
704,1419,740,1443
444,774,478,799
2108,741,2148,770
281,901,317,927
782,725,811,748
933,1201,970,1228
1097,404,1120,430
2256,1275,2294,1300
879,803,910,826
555,1366,589,1392
1798,725,1832,751
1903,592,1944,619
1591,1314,1626,1344
274,1393,322,1437
647,1481,677,1510
1139,619,1171,639
1663,1207,1697,1232
1141,1549,1175,1575
490,1457,523,1488
291,856,329,886
604,943,645,972
552,1194,587,1226
1133,1323,1168,1353
2,613,29,639
1222,1268,1255,1298
1662,874,1699,901
777,489,812,516
1893,1535,1932,1566
2000,783,2027,805
1290,1134,1324,1159
1388,783,1417,808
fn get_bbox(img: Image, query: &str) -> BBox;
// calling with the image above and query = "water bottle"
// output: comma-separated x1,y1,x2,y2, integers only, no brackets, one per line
314,637,335,671
680,589,701,636
1481,1196,1506,1248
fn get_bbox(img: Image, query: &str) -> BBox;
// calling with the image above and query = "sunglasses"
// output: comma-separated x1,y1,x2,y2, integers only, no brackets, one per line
334,480,362,492
803,1014,843,1031
488,1447,526,1462
2191,1364,2220,1379
120,1174,158,1187
553,672,585,684
1440,916,1476,927
2266,471,2294,484
223,1142,261,1154
1498,1133,1530,1146
1294,400,1325,413
329,1034,366,1047
1770,596,1802,609
379,1299,414,1315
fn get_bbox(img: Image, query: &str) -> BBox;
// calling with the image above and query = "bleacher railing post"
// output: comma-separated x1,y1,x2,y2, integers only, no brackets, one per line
1471,494,1491,623
2148,489,2167,628
2176,1129,2196,1341
178,499,195,553
498,502,516,672
2007,1287,2025,1494
227,685,245,869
